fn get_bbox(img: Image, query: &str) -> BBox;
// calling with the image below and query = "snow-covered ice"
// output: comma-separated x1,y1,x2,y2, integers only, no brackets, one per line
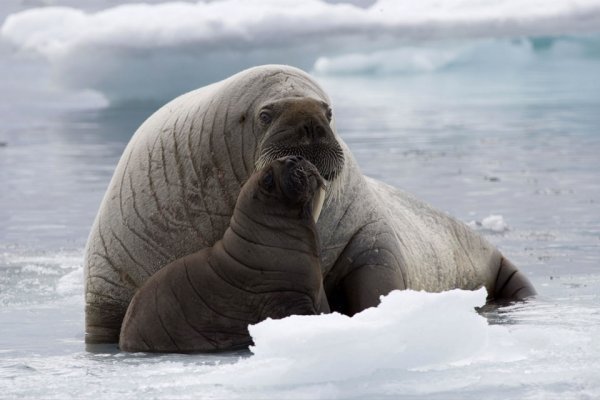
2,0,600,101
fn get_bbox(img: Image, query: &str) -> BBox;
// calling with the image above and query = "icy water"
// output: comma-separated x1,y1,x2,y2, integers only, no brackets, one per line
2,2,600,398
1,62,599,398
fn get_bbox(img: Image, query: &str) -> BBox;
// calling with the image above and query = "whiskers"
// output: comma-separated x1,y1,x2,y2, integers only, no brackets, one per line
255,144,346,205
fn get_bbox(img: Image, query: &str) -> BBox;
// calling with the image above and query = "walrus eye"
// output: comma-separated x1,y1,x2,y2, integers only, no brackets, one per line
259,110,273,125
325,107,333,122
262,169,275,191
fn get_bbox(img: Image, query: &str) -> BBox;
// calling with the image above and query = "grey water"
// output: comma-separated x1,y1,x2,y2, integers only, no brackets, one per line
1,29,600,400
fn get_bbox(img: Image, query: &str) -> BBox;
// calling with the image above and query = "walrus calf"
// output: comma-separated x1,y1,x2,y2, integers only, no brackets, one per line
119,156,329,353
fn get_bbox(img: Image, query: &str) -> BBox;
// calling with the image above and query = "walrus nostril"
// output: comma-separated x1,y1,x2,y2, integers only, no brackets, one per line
303,124,311,137
315,125,326,138
300,122,326,143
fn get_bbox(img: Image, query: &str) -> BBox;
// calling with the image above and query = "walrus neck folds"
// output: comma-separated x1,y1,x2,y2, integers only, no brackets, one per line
211,205,323,306
226,203,320,258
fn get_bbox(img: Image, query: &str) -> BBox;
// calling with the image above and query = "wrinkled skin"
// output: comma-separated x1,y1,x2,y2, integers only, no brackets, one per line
119,156,328,353
85,65,535,344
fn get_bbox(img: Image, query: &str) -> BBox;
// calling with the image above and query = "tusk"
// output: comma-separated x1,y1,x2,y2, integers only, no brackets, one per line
312,186,326,223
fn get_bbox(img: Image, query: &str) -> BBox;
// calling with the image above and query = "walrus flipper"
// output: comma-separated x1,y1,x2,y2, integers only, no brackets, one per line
325,221,406,316
489,256,536,302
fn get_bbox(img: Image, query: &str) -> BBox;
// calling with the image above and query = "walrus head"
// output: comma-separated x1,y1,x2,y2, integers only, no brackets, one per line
255,97,345,187
253,156,326,224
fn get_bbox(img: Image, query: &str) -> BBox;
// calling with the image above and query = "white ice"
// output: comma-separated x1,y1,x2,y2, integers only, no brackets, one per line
469,214,509,233
203,288,520,387
2,0,600,102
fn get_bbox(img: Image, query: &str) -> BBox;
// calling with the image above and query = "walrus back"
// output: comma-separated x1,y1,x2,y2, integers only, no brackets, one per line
85,83,229,344
366,177,499,292
367,176,534,299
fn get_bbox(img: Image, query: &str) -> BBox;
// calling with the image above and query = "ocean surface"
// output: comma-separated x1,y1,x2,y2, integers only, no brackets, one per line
1,1,600,399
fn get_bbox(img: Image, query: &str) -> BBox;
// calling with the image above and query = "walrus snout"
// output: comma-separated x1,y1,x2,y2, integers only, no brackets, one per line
256,97,345,182
274,156,326,222
279,156,320,198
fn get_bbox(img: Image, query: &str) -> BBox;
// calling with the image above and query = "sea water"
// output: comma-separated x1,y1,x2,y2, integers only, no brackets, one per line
1,1,600,399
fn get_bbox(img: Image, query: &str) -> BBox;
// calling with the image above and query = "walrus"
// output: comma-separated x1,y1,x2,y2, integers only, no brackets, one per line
84,64,535,344
119,156,329,353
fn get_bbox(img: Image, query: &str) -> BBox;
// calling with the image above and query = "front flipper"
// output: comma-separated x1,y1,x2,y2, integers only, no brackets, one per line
325,221,406,316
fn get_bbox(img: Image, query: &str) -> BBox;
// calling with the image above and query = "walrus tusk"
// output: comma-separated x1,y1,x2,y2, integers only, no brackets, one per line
312,186,326,223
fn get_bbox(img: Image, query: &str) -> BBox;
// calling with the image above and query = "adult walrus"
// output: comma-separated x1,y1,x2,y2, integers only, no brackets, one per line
84,64,535,344
119,156,329,353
